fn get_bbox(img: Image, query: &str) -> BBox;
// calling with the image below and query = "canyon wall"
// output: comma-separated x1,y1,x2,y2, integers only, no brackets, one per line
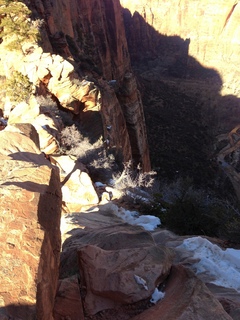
120,0,240,96
28,0,151,171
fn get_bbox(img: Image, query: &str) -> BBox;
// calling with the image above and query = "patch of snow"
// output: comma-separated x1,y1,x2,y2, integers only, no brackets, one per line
0,118,7,125
177,236,240,292
107,179,115,186
126,190,151,203
115,208,161,231
150,288,165,304
94,181,106,187
108,80,117,86
134,275,148,290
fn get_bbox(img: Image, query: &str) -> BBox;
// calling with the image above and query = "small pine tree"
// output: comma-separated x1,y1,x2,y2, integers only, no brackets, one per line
0,0,40,53
5,70,33,103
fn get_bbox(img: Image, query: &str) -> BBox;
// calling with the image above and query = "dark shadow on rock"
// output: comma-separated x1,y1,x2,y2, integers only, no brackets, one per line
9,151,50,165
0,303,36,320
36,164,62,319
0,152,61,319
2,180,50,192
122,7,240,200
122,9,222,84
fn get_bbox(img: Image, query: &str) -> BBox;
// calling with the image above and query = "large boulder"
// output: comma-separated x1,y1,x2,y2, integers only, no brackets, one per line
0,130,62,320
131,265,232,320
78,244,173,315
7,96,62,154
59,208,174,316
50,155,99,213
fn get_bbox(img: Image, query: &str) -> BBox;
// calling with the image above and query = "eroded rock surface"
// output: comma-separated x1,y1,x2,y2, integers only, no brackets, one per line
57,210,240,319
50,155,99,213
79,244,173,315
0,0,151,171
131,265,232,320
0,130,62,319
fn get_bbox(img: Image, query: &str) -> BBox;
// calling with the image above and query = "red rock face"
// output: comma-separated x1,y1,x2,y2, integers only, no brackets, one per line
31,0,151,171
0,131,62,319
32,0,130,80
120,0,240,95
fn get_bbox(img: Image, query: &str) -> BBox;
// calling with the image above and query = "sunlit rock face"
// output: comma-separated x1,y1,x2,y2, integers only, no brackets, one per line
120,0,240,96
0,130,62,319
32,0,130,80
21,0,150,171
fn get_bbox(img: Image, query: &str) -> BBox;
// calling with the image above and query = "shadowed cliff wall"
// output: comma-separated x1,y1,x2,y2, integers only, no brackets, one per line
120,0,240,97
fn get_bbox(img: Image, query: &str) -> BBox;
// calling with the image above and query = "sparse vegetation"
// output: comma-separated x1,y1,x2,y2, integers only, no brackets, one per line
5,70,33,103
142,177,240,243
59,123,115,181
113,161,156,192
60,124,94,157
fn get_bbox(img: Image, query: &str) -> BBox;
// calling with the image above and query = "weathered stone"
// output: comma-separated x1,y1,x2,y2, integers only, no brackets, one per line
78,244,173,315
5,123,40,149
207,283,240,320
131,265,232,320
50,155,99,213
7,96,62,155
32,113,62,154
53,275,84,320
8,98,40,125
0,131,62,320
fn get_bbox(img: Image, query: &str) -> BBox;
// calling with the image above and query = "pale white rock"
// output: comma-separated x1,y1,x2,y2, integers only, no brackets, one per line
8,97,40,125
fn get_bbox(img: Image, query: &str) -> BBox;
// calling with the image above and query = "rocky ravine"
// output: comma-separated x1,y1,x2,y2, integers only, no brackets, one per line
1,127,239,319
120,0,240,200
1,0,240,319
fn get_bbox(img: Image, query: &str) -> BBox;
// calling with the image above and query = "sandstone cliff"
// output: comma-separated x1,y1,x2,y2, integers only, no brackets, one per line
120,0,240,96
0,127,62,319
0,0,151,171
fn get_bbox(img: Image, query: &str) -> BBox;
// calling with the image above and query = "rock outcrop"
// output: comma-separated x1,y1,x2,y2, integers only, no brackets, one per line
50,155,99,213
0,128,62,319
7,95,63,155
131,265,232,320
56,207,235,319
78,244,173,315
0,0,151,171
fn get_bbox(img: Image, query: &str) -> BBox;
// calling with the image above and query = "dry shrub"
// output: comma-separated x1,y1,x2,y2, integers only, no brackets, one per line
113,161,156,192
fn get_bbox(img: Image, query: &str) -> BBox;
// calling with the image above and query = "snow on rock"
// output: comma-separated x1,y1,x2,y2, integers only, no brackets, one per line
116,208,161,231
134,275,148,290
177,236,240,292
150,288,165,304
94,181,106,187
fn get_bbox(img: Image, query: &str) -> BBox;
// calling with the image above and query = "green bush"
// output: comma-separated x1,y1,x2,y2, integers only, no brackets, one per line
5,71,33,103
0,0,41,53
